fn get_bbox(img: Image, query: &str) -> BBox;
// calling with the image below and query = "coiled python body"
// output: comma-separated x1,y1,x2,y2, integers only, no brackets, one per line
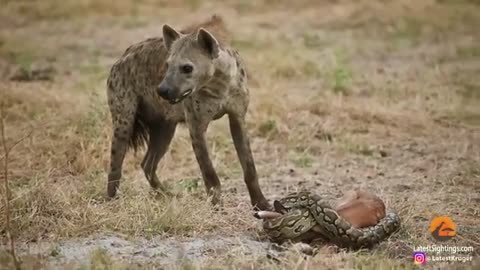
261,191,401,249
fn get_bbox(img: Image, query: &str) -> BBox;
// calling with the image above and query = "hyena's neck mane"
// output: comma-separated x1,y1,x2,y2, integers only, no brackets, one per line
199,48,244,99
209,48,245,89
214,49,237,79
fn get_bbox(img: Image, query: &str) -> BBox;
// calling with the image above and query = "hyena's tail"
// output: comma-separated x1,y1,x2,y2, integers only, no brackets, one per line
107,63,149,153
129,107,149,152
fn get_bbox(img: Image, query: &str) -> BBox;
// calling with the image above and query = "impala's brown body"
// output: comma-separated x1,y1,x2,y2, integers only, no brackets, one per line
106,15,270,210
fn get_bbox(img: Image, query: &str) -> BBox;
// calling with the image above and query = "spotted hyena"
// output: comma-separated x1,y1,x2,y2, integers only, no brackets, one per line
106,15,270,210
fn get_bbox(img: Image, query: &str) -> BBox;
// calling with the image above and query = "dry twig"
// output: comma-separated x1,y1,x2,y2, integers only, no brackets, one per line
1,102,21,270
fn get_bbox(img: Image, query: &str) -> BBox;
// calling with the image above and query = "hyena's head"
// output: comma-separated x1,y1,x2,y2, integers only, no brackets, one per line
157,24,220,104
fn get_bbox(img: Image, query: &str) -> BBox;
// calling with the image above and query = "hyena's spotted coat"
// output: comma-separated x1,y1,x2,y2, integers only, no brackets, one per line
106,15,270,210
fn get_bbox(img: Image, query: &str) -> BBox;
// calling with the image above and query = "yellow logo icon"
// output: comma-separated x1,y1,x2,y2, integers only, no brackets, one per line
429,216,456,241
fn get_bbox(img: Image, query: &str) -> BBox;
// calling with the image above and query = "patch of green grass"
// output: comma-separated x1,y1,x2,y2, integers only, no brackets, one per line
327,48,352,95
332,66,352,94
456,45,480,59
293,155,313,168
449,110,480,126
180,178,201,192
303,33,328,49
11,51,36,69
0,38,37,69
458,83,480,100
258,119,278,137
356,146,374,156
465,164,480,178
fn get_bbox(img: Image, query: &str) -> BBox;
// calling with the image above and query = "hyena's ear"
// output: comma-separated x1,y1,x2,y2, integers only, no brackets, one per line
196,28,220,59
162,24,181,51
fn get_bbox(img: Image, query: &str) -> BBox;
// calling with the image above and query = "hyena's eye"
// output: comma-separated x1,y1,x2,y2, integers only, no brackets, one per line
180,64,193,74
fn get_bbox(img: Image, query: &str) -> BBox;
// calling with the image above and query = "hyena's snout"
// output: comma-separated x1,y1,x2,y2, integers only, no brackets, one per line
157,82,173,101
157,82,193,104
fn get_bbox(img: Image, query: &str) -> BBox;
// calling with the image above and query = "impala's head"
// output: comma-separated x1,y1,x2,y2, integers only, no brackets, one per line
157,24,221,104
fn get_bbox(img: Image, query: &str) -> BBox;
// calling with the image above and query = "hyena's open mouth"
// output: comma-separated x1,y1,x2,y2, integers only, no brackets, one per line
170,89,193,104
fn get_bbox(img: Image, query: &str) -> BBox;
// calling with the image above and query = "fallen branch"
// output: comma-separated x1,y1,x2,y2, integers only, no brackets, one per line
1,102,21,270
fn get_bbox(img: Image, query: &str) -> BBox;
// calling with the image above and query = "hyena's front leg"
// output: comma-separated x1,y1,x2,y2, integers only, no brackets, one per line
228,113,270,210
141,122,177,192
188,125,222,205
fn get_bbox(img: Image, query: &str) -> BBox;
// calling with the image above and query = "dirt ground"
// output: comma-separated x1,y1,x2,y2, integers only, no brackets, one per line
0,0,479,269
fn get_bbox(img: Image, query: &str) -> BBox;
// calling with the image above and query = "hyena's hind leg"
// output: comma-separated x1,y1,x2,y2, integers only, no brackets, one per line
107,88,138,198
141,121,177,192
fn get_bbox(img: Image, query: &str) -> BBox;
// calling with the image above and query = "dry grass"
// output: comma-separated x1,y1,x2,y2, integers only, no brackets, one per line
1,0,479,269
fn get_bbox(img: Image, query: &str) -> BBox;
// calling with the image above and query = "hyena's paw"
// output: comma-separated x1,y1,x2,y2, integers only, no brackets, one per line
206,187,223,209
147,177,162,190
253,198,272,211
209,193,223,206
107,176,121,199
